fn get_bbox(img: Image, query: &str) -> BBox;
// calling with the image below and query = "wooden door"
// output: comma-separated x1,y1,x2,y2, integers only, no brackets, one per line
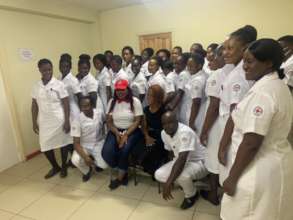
139,32,172,53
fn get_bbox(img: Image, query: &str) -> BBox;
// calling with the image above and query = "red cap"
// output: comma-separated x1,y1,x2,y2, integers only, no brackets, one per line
115,79,128,90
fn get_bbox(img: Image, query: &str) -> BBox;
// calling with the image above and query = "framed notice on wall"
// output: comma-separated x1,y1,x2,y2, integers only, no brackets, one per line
18,48,33,61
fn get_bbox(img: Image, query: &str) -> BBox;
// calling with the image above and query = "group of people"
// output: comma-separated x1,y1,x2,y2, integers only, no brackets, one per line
31,25,293,219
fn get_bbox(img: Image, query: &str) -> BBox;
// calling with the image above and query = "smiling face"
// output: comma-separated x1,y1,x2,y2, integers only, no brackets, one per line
243,49,272,81
174,56,186,73
148,59,159,74
187,58,201,75
162,112,178,136
39,63,53,83
78,63,90,77
224,37,246,65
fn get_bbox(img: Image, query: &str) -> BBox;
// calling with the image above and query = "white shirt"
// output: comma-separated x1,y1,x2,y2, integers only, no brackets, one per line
71,109,105,150
281,54,293,87
31,77,72,150
177,70,191,91
79,73,98,96
141,61,152,78
179,70,208,132
231,72,293,161
161,123,206,162
106,97,143,129
60,72,81,120
96,67,112,110
148,70,175,94
203,58,212,75
205,64,235,98
130,71,147,97
219,60,254,117
166,71,179,90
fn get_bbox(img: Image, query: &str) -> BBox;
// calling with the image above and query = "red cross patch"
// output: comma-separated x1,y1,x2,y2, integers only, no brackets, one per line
253,106,263,116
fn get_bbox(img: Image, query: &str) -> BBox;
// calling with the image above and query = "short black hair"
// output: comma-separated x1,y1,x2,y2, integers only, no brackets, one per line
111,55,123,65
191,43,203,50
231,25,257,45
248,38,285,79
93,54,107,66
104,50,113,55
173,46,183,54
79,95,93,107
189,53,205,66
161,60,174,71
278,35,293,45
78,54,91,67
156,49,171,59
38,58,52,68
142,47,154,57
60,53,72,68
122,46,134,55
207,43,219,51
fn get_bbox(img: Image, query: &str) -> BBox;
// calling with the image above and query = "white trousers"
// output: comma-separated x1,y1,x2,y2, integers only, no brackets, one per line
71,141,108,175
155,160,208,198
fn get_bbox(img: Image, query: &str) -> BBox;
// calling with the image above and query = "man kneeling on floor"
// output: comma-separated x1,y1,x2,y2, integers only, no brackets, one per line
71,96,108,181
155,111,208,209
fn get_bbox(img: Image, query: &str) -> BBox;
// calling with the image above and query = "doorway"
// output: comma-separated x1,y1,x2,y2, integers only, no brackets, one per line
139,32,172,53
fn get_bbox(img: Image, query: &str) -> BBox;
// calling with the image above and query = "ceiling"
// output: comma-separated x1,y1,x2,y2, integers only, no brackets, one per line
60,0,155,12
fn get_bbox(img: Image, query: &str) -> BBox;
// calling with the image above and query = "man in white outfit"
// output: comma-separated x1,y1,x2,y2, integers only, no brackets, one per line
71,96,108,182
155,111,208,210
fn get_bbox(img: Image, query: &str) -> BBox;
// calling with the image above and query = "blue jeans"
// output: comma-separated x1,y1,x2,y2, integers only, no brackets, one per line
102,128,142,171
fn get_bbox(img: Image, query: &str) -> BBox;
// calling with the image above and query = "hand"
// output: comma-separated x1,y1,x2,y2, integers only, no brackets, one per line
63,120,70,133
200,131,208,146
145,135,155,146
218,147,227,166
33,122,39,135
115,132,121,144
119,133,128,148
85,156,94,167
223,176,237,196
165,103,173,111
162,182,174,200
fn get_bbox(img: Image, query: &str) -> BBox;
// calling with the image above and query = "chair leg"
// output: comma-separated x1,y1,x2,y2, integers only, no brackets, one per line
158,182,161,194
134,166,138,186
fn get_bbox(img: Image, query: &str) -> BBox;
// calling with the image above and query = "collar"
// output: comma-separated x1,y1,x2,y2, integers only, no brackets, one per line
250,72,279,91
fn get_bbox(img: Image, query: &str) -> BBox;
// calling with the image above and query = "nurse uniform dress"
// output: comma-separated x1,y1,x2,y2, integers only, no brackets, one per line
219,60,253,185
96,67,112,112
31,77,73,152
221,72,293,220
204,64,234,174
60,72,81,121
179,70,208,135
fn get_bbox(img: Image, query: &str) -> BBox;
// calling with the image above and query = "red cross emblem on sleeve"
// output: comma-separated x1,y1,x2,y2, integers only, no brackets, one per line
253,106,263,116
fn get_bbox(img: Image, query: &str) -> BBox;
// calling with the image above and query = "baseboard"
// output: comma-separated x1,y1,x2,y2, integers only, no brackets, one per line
26,150,41,161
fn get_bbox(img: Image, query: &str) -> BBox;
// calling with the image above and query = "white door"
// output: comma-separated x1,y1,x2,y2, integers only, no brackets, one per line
0,66,20,172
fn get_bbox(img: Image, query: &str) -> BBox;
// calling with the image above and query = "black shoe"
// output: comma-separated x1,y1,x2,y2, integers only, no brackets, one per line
121,173,128,186
95,166,104,173
109,179,122,190
44,167,61,179
60,167,68,178
180,193,199,210
200,190,220,206
82,167,92,182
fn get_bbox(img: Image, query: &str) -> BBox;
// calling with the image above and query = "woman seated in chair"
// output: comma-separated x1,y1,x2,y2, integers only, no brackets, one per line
138,85,169,177
102,79,143,190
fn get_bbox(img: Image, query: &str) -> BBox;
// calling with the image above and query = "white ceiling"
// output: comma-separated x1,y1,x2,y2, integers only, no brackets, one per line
61,0,155,12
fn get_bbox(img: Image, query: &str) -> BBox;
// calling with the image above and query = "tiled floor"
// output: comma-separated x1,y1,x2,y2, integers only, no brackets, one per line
0,154,221,220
